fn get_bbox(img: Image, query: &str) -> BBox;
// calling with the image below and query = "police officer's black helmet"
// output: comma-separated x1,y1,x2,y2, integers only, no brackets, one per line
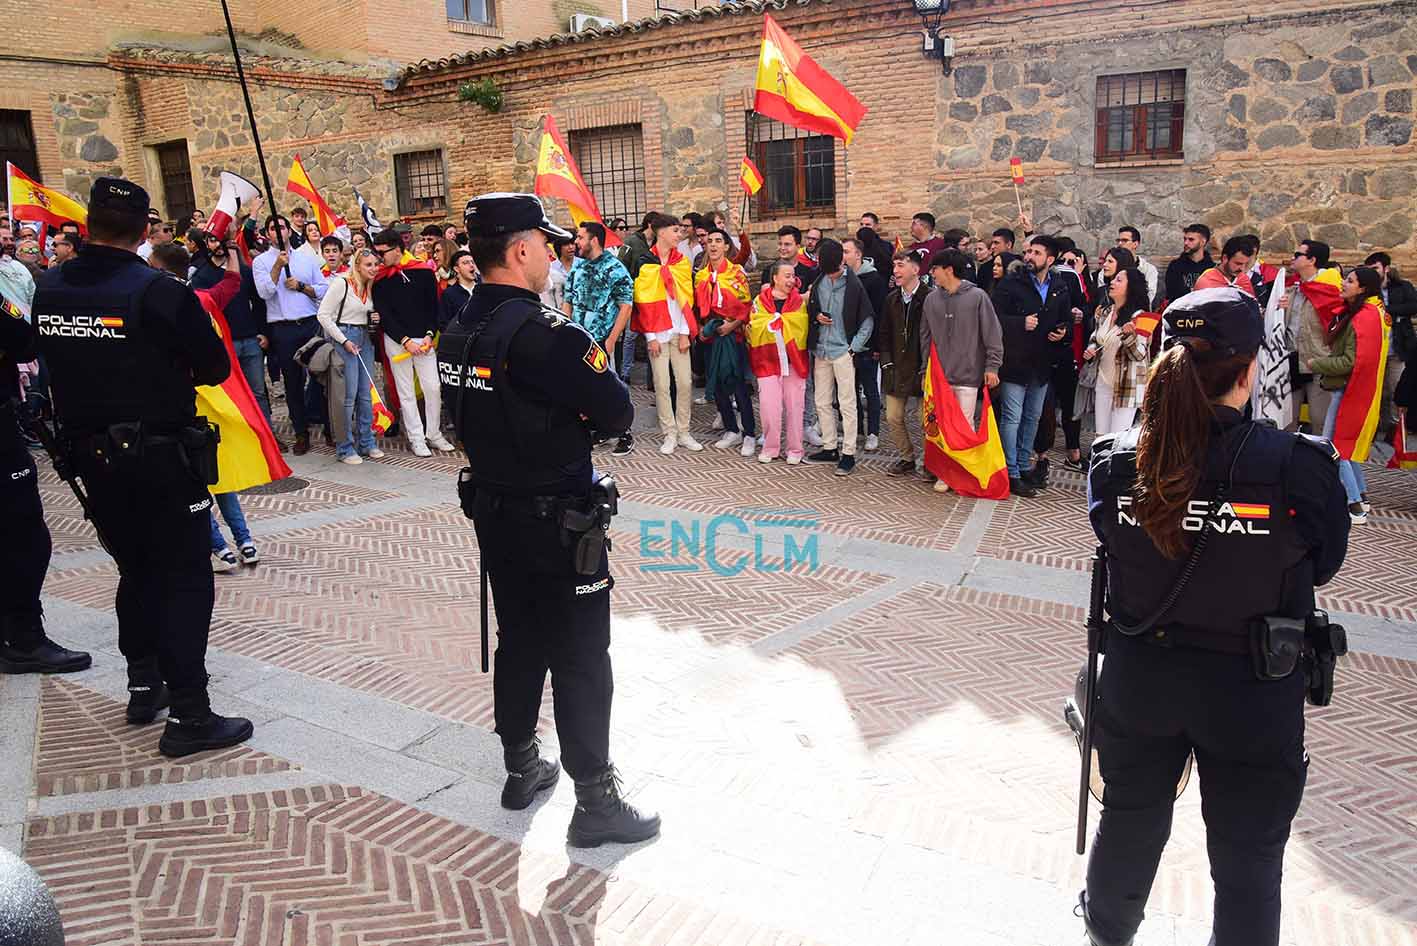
463,193,572,242
1162,287,1263,359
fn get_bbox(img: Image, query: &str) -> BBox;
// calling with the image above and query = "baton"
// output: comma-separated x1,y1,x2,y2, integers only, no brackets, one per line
1076,545,1107,856
480,564,490,674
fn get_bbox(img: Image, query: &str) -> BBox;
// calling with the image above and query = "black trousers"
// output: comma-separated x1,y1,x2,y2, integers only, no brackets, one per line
1035,358,1082,455
270,317,327,434
854,352,882,436
472,496,613,782
78,447,214,712
0,441,49,642
1083,633,1308,946
715,379,756,437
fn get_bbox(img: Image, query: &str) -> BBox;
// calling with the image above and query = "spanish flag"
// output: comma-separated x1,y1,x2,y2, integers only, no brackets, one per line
534,115,621,248
7,162,87,234
1389,417,1417,470
1131,311,1162,338
193,294,291,494
632,245,695,335
739,156,765,196
746,284,809,379
1329,298,1389,463
1297,267,1345,331
285,155,347,238
695,258,752,322
921,346,1009,499
1010,158,1025,184
753,14,867,145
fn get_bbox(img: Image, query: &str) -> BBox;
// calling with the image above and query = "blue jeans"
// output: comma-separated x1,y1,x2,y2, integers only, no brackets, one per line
618,329,638,381
233,336,271,422
1321,388,1368,504
336,326,376,459
209,492,251,551
998,380,1050,478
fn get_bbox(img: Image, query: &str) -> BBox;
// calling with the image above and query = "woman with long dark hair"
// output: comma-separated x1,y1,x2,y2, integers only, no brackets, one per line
1083,266,1152,435
1081,287,1349,946
1311,266,1387,523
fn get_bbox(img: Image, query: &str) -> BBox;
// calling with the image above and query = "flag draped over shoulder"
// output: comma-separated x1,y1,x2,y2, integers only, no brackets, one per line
7,163,87,234
921,346,1009,499
286,155,348,238
1330,298,1389,462
694,259,751,321
753,14,867,145
632,246,695,335
1297,267,1345,331
746,285,809,378
193,294,291,493
534,116,621,248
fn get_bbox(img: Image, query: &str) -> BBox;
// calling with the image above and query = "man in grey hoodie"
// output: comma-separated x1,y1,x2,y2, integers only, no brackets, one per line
920,249,1004,451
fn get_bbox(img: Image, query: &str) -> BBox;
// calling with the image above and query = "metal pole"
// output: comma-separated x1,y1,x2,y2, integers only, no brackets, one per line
218,0,287,257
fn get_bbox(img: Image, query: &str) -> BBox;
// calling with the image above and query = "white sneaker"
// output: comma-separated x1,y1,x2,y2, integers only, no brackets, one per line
365,448,386,459
411,442,433,458
758,451,775,463
714,432,744,449
660,436,676,456
212,549,238,573
933,479,951,493
865,434,879,451
740,436,756,458
711,415,724,431
693,395,708,405
428,435,456,452
786,454,803,465
805,425,824,447
340,454,364,465
678,434,704,451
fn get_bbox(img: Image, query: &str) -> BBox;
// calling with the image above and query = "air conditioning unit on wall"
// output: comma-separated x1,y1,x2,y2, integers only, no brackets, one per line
569,13,617,32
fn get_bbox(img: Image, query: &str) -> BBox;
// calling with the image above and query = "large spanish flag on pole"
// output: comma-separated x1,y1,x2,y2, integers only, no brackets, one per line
921,346,1010,499
1329,298,1389,463
194,293,291,493
753,14,867,145
7,163,87,234
534,115,621,248
285,154,348,238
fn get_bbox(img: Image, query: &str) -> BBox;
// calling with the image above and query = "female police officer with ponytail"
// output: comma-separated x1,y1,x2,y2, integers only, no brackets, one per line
1079,286,1350,946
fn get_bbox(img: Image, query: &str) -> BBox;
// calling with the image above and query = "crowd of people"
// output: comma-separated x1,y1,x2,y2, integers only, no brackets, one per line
6,194,1414,567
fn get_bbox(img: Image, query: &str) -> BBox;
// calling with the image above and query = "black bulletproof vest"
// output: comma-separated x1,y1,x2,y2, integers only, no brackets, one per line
437,296,590,493
1098,422,1313,636
33,261,163,431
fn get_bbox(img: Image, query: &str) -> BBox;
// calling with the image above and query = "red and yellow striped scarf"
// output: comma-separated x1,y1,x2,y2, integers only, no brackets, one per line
693,258,751,322
746,285,808,378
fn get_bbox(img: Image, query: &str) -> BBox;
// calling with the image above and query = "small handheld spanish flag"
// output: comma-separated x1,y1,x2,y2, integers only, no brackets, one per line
1132,311,1162,338
739,156,765,196
1010,157,1025,184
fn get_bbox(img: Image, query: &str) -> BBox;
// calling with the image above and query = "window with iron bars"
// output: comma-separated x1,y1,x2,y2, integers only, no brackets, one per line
394,149,448,216
1095,70,1186,163
749,115,835,217
569,124,647,226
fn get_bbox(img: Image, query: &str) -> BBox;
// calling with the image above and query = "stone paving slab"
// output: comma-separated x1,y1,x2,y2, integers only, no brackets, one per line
12,392,1417,946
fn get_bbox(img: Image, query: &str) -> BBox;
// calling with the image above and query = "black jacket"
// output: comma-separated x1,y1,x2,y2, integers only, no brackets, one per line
1387,276,1417,361
991,267,1072,384
805,269,876,353
371,266,440,347
1164,253,1214,307
190,258,266,341
855,265,889,350
439,282,474,332
875,282,926,397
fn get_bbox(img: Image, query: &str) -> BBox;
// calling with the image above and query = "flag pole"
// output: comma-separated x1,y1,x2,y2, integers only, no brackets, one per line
1011,180,1024,220
218,0,288,261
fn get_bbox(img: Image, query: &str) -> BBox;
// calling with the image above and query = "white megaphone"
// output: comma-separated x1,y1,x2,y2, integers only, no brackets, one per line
205,171,261,241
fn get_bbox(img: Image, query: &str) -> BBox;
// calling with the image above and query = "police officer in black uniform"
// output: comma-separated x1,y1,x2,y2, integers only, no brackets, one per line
1080,287,1350,946
0,284,92,674
437,193,659,848
32,177,253,758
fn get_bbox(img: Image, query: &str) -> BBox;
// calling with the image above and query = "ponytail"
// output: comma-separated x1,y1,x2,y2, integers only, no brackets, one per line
1134,340,1253,558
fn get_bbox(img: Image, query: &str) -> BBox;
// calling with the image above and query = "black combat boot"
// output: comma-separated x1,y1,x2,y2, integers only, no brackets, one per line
567,766,661,848
158,685,253,758
0,614,91,674
501,737,559,810
125,657,170,724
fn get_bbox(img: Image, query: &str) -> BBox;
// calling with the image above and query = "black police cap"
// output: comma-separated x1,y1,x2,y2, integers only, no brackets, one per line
89,177,151,217
464,193,572,241
1163,286,1264,358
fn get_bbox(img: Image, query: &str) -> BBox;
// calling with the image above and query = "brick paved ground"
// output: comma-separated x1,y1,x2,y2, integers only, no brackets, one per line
4,387,1416,946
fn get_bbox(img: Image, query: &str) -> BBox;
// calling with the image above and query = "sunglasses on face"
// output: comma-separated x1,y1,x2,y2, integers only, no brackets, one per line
1293,251,1311,258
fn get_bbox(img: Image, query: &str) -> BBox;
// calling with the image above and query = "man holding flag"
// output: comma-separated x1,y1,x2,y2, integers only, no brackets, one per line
32,177,254,757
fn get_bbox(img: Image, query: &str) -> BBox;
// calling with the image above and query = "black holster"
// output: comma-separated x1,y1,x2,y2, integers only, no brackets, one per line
560,474,619,576
1250,616,1305,681
1303,610,1347,707
176,422,221,485
457,467,476,519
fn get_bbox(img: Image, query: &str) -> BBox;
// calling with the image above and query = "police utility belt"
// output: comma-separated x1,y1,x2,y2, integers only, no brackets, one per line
69,420,222,486
456,468,619,576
